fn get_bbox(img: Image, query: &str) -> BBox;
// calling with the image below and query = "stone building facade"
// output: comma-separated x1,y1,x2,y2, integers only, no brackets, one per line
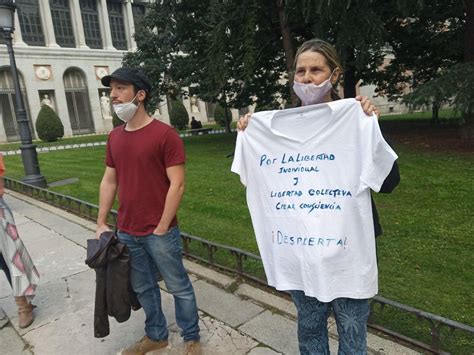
0,0,225,143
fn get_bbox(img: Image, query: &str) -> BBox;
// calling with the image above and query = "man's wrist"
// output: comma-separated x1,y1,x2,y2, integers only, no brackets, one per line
154,223,170,233
97,219,107,227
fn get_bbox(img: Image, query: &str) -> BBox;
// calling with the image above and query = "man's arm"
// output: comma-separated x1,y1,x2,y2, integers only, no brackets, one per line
96,166,118,238
153,164,185,235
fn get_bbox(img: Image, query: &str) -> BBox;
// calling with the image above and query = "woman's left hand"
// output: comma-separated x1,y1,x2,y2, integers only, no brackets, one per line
356,95,380,118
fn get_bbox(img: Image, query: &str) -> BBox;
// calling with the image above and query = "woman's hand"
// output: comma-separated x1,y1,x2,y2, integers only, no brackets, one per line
356,95,380,117
237,113,252,131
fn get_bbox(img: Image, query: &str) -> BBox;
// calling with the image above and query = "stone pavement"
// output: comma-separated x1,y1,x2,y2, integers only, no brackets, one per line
0,191,421,355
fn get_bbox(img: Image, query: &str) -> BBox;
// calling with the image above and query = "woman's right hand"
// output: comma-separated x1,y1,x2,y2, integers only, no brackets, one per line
237,113,252,131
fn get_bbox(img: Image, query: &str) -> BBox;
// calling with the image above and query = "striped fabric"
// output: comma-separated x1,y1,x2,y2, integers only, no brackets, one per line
0,198,40,298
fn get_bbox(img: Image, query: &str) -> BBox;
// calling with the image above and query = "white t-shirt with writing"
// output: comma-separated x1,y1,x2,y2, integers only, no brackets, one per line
231,99,398,302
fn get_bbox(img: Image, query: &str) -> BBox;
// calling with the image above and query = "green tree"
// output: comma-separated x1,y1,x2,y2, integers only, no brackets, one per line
213,104,232,128
169,100,189,130
375,0,465,124
35,105,64,142
379,0,474,145
125,0,423,120
112,112,124,128
277,0,390,99
123,0,285,130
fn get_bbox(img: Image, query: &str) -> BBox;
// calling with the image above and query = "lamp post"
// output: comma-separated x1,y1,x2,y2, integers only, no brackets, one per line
0,0,46,188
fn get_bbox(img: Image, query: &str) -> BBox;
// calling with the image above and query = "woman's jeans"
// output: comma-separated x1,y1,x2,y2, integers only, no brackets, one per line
117,226,200,342
289,290,370,355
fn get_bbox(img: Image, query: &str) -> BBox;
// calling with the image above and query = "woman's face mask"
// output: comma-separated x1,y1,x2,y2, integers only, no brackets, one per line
293,70,335,106
113,93,140,122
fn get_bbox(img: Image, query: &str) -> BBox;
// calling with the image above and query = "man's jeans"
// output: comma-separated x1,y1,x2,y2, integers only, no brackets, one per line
289,290,370,355
117,226,200,342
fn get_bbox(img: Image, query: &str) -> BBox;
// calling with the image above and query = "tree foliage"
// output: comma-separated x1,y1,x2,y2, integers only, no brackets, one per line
403,62,474,121
35,105,64,142
125,0,472,139
375,0,473,138
169,99,189,130
375,0,465,102
112,113,124,128
124,0,285,113
123,0,395,111
213,104,232,128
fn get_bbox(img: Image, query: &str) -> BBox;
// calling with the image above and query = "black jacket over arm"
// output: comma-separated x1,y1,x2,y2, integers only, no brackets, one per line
85,232,140,338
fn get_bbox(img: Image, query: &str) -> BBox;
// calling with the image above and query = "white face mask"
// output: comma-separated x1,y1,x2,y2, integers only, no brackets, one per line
113,93,140,122
292,70,335,106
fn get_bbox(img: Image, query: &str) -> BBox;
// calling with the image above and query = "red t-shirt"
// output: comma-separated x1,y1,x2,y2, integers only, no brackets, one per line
106,119,185,236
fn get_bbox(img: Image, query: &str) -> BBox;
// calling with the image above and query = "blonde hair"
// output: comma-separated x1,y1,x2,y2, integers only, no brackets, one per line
293,39,343,101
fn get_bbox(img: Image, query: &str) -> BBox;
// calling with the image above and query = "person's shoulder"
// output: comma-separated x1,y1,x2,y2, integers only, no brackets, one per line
108,124,125,139
150,119,176,132
148,119,182,139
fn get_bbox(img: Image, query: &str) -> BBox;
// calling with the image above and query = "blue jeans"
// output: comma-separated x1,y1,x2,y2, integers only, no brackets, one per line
289,291,370,355
117,226,200,342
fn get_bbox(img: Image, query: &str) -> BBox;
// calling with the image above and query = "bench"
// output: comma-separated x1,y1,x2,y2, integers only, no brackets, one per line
184,128,213,136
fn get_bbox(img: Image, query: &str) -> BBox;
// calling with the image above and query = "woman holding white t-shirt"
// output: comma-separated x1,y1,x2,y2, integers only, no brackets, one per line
236,39,400,354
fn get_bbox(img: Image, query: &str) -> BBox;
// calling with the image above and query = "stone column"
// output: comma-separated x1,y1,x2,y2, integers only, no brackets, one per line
98,0,115,50
12,11,27,46
70,0,89,48
38,0,60,47
125,0,137,50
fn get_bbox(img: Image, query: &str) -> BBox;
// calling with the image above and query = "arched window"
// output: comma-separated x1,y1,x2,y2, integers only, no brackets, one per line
79,0,103,49
50,0,75,48
0,68,32,141
16,0,45,46
63,68,95,135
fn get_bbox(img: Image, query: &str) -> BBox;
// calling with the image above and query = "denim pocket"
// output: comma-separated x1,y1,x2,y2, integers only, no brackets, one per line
153,229,171,238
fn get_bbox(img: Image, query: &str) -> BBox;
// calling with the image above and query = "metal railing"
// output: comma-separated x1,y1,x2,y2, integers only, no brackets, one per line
4,177,473,353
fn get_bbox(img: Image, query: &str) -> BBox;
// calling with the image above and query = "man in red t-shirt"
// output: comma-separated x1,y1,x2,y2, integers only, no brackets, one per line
96,67,200,355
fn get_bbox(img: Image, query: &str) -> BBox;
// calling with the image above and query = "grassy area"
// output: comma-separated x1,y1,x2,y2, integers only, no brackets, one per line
3,133,473,352
379,108,462,121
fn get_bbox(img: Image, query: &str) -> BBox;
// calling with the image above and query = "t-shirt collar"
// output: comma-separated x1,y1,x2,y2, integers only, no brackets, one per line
269,101,336,143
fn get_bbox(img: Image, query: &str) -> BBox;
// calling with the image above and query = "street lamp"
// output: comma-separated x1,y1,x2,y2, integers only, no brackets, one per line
0,0,47,188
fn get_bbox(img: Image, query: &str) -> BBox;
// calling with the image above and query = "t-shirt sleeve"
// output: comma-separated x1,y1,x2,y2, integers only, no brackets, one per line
360,114,398,192
105,135,115,168
231,132,247,187
0,154,5,176
163,129,186,168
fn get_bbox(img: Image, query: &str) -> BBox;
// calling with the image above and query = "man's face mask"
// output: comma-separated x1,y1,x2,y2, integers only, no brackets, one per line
113,92,141,122
292,70,335,106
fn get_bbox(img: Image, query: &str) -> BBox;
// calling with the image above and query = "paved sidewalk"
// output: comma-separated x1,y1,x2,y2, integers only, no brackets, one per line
0,191,420,355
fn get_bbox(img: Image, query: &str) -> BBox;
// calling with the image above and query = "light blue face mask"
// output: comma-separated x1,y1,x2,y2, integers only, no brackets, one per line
292,70,335,106
113,93,140,122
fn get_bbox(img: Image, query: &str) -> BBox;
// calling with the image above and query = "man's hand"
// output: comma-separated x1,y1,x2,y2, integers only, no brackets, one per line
355,95,380,117
153,225,169,236
96,223,111,239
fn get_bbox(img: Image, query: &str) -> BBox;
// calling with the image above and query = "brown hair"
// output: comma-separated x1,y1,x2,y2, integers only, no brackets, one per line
293,39,343,101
